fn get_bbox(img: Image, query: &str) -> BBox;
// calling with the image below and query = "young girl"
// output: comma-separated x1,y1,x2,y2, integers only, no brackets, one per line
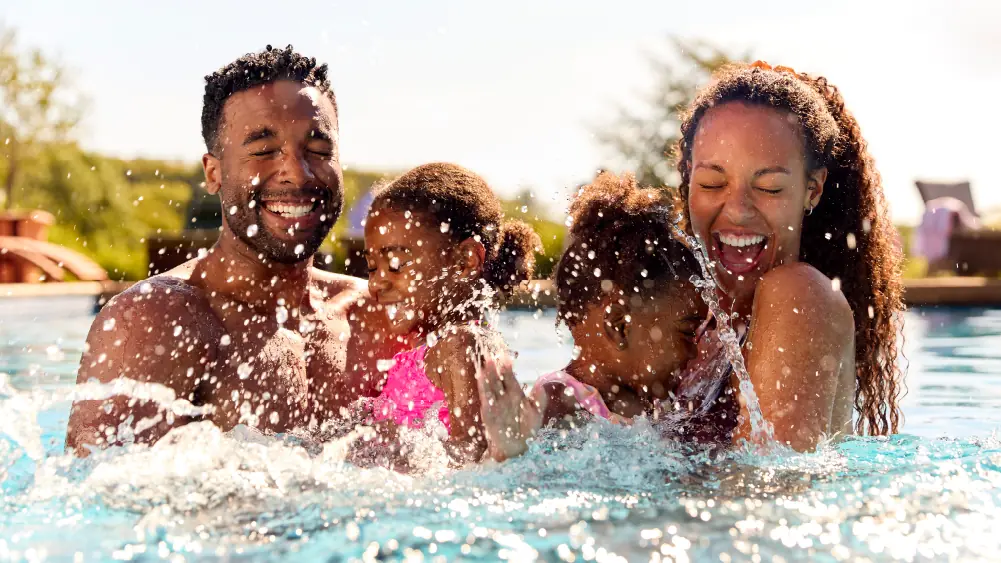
535,172,710,424
360,162,541,465
478,172,736,460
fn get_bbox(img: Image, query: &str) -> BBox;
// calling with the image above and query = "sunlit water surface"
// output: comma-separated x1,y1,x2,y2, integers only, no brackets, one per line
2,297,1001,562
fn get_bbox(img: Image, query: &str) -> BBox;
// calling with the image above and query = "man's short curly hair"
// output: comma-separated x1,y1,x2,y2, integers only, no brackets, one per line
201,44,338,154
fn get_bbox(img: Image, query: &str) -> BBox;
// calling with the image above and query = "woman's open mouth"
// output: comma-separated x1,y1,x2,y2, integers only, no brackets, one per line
712,232,768,275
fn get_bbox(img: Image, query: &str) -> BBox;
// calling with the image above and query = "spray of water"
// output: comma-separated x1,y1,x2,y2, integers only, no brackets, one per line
670,223,775,443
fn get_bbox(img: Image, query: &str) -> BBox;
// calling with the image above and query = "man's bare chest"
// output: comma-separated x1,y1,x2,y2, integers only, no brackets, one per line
199,310,350,432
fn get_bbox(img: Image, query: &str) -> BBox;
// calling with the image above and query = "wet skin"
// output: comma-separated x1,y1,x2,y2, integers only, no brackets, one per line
542,283,706,422
362,209,490,463
66,81,399,455
687,102,855,451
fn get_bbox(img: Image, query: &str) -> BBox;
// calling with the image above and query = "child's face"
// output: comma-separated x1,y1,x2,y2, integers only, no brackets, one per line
604,282,707,399
364,208,460,336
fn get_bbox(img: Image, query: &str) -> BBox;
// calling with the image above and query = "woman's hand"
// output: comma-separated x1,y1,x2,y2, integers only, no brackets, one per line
476,352,545,462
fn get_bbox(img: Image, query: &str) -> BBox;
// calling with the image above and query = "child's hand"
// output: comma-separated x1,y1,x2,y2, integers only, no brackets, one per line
476,352,545,462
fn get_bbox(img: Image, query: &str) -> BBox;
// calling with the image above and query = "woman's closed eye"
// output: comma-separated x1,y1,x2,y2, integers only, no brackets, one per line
754,185,784,194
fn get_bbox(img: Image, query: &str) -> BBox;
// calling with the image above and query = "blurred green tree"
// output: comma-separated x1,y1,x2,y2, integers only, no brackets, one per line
595,37,750,190
0,27,84,210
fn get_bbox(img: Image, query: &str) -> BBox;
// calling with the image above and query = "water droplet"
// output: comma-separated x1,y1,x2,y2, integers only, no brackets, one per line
294,244,305,255
600,279,614,292
440,222,450,233
377,359,397,372
220,334,231,347
389,256,400,270
173,325,183,337
269,411,280,424
276,306,289,324
640,269,648,278
593,268,601,278
249,200,256,209
520,205,528,213
237,363,253,380
139,282,153,295
246,224,259,237
229,205,238,215
102,318,116,331
571,345,582,360
831,277,841,291
587,251,595,260
46,345,65,361
251,175,260,186
378,226,387,235
846,233,857,250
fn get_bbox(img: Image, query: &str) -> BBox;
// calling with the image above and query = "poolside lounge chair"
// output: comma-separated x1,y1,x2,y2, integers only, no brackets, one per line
915,180,1001,276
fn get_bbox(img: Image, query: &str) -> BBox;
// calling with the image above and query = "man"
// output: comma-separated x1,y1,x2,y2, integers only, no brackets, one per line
66,45,398,455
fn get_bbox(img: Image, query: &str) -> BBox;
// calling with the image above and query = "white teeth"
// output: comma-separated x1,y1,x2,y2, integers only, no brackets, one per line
718,233,765,248
263,202,313,218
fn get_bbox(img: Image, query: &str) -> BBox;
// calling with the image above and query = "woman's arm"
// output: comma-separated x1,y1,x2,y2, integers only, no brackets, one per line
735,263,856,451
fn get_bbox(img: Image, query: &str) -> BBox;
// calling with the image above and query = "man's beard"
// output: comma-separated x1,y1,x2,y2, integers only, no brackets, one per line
221,183,343,265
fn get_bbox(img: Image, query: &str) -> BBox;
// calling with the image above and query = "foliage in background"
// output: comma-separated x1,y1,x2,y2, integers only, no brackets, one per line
5,146,198,280
596,37,751,190
503,189,565,279
0,26,930,282
0,27,84,210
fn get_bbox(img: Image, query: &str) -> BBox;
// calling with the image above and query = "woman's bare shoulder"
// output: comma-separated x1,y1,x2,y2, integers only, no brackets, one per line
756,262,853,331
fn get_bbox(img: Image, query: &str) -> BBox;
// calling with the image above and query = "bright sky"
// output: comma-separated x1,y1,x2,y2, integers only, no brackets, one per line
4,0,999,224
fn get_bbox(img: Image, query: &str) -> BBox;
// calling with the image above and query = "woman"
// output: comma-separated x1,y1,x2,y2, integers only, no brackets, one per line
675,61,904,450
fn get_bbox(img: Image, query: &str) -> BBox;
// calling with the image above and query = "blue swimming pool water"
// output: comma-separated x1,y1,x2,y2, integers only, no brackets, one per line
2,297,1001,561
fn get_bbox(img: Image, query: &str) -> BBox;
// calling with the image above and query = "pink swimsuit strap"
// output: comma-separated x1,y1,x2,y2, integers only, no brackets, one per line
531,371,629,425
370,345,451,432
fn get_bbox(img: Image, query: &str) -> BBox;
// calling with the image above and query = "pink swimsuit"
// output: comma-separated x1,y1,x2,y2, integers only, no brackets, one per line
369,345,451,432
529,371,630,425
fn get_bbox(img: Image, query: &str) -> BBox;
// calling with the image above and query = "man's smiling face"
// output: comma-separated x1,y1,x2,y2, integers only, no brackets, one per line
210,80,343,264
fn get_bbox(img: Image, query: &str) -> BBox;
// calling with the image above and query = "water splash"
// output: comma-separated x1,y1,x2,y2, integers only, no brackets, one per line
670,225,774,443
0,373,214,461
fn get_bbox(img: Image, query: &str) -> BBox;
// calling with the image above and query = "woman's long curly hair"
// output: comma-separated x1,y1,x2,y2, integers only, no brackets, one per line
675,63,905,436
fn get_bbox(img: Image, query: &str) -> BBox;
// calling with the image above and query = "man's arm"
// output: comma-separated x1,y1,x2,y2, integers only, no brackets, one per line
66,279,222,456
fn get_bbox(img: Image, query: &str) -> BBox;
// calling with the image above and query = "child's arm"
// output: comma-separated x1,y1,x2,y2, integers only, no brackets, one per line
476,353,545,462
424,328,489,464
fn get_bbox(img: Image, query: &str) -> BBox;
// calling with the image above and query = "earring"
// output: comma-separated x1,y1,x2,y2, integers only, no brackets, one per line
805,205,814,217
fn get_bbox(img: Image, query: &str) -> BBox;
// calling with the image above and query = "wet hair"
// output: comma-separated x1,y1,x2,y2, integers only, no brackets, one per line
371,162,541,294
556,172,700,327
201,44,337,154
676,63,904,436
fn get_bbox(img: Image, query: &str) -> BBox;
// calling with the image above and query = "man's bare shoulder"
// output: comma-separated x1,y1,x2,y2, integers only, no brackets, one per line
83,274,224,382
102,273,217,326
